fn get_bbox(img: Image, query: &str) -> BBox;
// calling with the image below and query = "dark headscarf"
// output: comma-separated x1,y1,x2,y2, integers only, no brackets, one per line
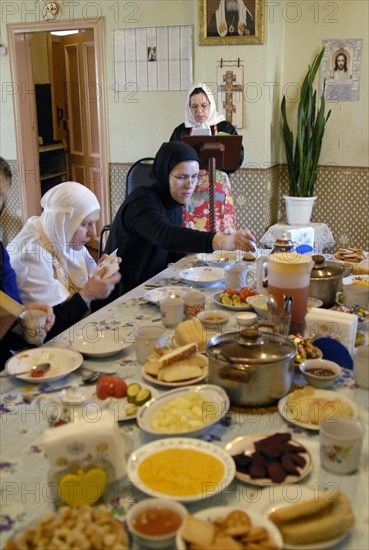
151,142,199,191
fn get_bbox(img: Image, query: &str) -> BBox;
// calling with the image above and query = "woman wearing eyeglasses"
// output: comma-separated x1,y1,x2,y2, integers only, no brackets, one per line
170,82,243,233
99,141,255,302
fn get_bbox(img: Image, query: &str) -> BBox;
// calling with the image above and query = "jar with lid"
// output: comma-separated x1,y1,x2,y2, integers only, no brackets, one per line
271,233,295,254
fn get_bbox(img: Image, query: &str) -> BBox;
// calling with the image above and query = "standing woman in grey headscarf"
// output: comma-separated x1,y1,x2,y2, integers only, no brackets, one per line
170,82,244,233
8,181,120,339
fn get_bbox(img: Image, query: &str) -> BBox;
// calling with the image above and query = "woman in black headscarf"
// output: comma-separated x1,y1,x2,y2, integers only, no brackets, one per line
103,142,255,301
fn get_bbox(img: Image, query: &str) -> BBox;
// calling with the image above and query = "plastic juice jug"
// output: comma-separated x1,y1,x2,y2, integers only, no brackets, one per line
267,252,314,334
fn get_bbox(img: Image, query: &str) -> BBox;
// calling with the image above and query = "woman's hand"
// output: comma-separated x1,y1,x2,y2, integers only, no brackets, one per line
212,228,256,252
25,303,55,332
80,272,121,304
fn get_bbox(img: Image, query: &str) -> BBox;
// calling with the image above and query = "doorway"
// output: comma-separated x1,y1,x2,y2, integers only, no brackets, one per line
7,19,109,243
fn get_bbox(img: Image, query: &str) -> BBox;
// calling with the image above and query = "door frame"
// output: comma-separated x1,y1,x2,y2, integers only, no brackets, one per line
7,18,110,232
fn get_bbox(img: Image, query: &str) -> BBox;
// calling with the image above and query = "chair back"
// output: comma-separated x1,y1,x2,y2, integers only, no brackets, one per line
126,157,155,196
98,224,112,259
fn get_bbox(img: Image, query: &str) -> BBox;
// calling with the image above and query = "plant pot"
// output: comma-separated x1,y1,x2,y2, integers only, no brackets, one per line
284,195,316,225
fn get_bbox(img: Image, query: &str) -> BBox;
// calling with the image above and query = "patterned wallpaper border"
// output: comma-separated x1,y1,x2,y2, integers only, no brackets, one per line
2,161,368,251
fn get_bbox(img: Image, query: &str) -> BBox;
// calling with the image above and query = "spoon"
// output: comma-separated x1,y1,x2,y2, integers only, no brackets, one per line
6,363,51,377
266,294,278,313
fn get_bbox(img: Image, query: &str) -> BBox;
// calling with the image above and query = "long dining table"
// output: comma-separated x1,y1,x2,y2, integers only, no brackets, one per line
0,254,368,549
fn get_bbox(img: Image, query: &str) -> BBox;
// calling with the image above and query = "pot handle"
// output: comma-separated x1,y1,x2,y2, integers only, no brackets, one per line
219,366,252,383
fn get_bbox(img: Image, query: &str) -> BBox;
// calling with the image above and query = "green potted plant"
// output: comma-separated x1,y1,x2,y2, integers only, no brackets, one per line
280,47,331,224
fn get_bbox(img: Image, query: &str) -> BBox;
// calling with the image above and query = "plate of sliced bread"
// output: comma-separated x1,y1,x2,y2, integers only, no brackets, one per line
141,342,208,387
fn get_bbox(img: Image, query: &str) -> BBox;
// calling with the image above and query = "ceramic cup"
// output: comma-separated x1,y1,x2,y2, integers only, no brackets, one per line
19,309,47,346
159,297,184,328
336,284,369,309
320,416,365,474
184,288,206,317
136,325,167,364
353,346,369,389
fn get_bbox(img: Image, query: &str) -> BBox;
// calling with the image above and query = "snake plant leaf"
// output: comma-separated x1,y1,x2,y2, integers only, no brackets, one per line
280,48,331,197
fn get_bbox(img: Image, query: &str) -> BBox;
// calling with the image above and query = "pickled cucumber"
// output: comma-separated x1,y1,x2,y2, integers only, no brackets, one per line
125,403,137,417
232,295,241,306
221,296,233,305
127,383,141,403
135,389,152,406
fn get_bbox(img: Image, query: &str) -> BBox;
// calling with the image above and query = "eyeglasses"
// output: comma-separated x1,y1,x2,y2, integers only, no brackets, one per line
170,174,199,186
190,102,210,111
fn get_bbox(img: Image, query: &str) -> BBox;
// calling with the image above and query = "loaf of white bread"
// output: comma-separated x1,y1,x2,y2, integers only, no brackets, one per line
144,343,208,383
269,490,354,545
174,317,208,352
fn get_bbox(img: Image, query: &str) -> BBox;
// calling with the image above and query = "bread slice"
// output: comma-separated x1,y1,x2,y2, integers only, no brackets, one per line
144,359,160,377
157,364,202,382
158,343,198,367
175,317,208,351
180,514,215,547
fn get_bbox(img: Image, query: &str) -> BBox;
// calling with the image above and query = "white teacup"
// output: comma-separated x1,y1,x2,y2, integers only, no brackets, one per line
320,416,365,474
184,289,205,317
20,309,47,346
353,346,369,389
160,297,184,328
136,325,167,364
336,283,369,309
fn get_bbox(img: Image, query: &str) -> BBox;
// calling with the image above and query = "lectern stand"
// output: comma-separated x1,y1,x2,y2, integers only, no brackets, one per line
183,135,242,231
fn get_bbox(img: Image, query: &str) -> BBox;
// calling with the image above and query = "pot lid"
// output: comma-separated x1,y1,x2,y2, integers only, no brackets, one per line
310,255,345,280
206,328,296,365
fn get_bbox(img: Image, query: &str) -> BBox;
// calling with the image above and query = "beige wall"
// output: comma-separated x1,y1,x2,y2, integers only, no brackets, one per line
1,0,367,168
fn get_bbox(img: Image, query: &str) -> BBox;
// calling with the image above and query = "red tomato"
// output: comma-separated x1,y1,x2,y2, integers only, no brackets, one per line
96,376,127,400
31,369,46,378
224,288,240,296
239,287,257,303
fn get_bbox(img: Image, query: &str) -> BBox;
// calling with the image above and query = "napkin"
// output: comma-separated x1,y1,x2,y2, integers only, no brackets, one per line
42,411,129,481
304,307,358,356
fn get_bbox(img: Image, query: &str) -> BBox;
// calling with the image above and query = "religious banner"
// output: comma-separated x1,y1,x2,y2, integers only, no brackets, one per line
217,64,244,128
320,38,362,102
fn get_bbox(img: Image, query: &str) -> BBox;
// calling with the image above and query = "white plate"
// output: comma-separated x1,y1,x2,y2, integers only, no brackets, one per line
137,384,229,436
126,437,235,502
307,297,323,309
5,347,83,383
225,434,313,486
196,251,238,268
143,286,189,304
342,274,369,285
92,381,159,421
70,323,137,357
141,365,208,387
179,267,224,286
278,389,359,431
252,486,351,550
212,291,252,311
176,506,283,550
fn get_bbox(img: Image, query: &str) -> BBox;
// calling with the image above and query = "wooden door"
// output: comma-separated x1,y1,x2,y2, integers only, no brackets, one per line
62,30,101,197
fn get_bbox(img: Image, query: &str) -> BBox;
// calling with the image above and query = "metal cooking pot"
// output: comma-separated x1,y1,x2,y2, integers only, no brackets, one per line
206,328,296,407
309,255,345,307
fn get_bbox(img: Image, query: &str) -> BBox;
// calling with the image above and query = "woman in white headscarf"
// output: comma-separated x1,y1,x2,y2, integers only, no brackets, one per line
170,82,243,233
8,181,120,339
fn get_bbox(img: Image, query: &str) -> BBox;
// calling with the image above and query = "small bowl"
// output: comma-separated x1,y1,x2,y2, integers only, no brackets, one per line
245,294,268,319
126,498,187,549
299,359,342,388
197,309,230,327
235,311,258,327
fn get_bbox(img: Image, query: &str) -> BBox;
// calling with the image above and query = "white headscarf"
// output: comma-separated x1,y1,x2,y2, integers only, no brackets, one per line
184,82,225,128
9,182,100,306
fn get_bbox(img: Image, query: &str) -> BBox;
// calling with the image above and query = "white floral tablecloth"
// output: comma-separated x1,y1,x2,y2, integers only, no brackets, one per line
1,255,368,549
